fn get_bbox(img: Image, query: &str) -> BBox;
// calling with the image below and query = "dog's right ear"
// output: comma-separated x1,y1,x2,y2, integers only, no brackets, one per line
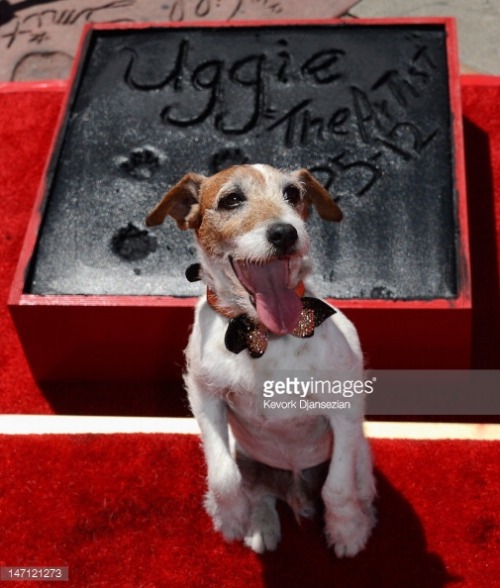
146,173,205,230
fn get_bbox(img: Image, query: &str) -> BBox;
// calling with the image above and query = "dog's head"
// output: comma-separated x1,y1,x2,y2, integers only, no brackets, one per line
146,164,342,335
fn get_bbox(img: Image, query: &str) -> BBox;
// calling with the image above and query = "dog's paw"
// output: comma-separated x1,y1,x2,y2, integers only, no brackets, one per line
244,498,281,553
244,523,280,554
324,500,374,558
204,487,250,542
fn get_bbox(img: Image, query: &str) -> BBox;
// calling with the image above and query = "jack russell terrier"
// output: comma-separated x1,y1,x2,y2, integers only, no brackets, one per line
146,164,376,556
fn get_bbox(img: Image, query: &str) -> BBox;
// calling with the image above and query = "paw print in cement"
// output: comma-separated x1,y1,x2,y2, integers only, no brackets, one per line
118,146,163,180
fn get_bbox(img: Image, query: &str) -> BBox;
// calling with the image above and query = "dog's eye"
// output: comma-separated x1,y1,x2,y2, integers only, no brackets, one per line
218,192,246,210
283,185,301,206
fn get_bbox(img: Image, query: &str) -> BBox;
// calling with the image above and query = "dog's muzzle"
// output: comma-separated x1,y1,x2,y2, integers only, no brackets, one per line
266,222,298,256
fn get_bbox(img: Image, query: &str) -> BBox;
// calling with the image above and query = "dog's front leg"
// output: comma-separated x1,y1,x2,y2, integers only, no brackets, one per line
189,384,250,542
322,415,375,557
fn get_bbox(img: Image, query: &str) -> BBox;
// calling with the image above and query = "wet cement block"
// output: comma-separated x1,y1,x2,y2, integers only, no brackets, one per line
27,23,458,300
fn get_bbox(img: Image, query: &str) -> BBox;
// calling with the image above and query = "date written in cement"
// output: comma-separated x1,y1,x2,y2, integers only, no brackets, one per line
1,567,68,582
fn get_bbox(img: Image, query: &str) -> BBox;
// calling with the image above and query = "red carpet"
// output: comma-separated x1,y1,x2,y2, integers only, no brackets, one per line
0,434,498,588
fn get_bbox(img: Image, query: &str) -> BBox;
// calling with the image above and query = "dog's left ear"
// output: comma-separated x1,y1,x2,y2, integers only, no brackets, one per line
146,173,205,230
295,169,343,222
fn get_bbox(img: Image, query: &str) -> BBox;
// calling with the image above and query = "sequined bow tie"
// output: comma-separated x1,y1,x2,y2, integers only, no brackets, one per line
186,263,336,358
224,298,336,358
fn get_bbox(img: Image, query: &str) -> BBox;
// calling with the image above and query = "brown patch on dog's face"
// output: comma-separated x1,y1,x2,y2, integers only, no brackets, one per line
197,167,238,213
196,165,292,256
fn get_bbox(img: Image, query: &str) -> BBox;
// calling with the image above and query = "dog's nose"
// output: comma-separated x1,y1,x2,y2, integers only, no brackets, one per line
266,223,298,255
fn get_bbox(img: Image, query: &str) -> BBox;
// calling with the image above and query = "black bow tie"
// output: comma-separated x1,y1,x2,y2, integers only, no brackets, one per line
185,263,336,358
225,298,336,358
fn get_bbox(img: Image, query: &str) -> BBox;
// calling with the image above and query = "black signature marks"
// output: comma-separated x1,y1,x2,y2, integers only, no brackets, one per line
386,123,438,157
266,85,438,167
370,46,436,109
157,44,345,134
271,39,345,86
160,55,265,135
265,44,353,147
302,43,441,199
123,40,188,91
310,151,382,199
160,53,266,134
124,38,268,134
348,42,441,174
366,45,438,123
276,39,291,83
266,99,313,148
371,69,422,108
330,152,382,197
312,82,439,199
301,49,345,85
351,86,437,157
267,101,352,149
160,56,223,127
216,54,266,134
125,38,346,133
122,35,443,200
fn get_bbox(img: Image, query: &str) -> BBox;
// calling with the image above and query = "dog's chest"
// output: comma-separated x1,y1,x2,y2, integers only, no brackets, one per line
189,298,361,398
187,301,360,470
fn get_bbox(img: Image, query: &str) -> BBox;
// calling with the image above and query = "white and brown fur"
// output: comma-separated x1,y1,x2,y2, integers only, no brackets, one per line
146,164,376,556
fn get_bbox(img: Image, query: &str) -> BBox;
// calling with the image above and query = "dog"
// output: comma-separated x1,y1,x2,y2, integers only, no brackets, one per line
146,164,376,556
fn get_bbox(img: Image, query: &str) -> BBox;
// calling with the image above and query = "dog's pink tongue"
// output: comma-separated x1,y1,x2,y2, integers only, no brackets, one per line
242,259,302,335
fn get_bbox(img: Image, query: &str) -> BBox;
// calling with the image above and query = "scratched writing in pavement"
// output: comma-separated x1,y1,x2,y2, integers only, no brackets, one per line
125,39,440,197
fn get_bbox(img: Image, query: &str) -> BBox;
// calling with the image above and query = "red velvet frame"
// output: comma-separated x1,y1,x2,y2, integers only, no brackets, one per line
8,18,471,383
